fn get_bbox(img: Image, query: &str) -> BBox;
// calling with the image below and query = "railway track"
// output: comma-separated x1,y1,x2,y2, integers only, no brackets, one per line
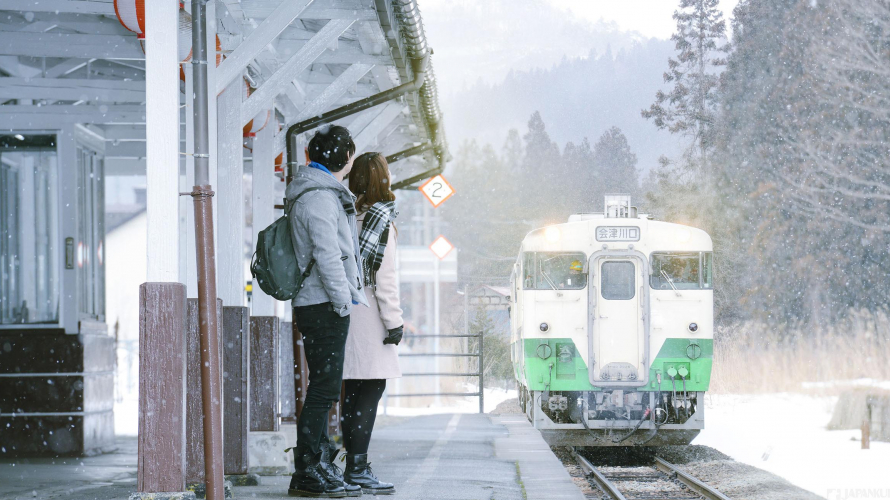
570,447,731,500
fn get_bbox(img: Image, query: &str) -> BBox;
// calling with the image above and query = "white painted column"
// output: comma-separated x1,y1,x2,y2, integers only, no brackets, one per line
145,0,181,283
216,79,244,306
251,111,276,316
184,58,198,296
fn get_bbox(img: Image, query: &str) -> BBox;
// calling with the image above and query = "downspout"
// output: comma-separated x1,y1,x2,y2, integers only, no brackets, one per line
189,1,225,498
284,52,430,179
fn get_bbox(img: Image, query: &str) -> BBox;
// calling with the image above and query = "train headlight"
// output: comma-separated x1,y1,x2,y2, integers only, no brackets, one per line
688,322,699,333
539,322,550,332
544,226,561,242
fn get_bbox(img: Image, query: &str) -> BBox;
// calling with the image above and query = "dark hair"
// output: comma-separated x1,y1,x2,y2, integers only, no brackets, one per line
349,152,395,211
307,125,356,172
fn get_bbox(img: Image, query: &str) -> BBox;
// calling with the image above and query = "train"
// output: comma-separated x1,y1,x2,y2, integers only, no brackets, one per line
510,195,713,446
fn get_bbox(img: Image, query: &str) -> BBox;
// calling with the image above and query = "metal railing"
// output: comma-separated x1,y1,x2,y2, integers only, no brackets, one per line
386,331,484,413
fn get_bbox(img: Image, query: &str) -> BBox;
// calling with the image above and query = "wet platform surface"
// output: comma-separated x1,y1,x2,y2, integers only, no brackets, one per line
0,413,583,500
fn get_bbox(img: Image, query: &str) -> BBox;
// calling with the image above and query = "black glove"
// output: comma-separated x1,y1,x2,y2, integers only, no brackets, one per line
383,325,403,345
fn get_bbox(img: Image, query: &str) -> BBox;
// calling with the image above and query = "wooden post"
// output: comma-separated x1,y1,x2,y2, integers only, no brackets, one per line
250,317,280,432
138,283,187,493
862,398,871,450
185,299,224,485
222,306,251,475
279,322,296,423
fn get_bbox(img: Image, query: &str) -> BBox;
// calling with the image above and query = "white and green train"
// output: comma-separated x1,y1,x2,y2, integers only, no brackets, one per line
510,195,713,446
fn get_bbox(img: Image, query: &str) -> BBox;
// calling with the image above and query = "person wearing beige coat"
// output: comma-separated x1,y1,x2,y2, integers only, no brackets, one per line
342,212,403,380
331,151,403,495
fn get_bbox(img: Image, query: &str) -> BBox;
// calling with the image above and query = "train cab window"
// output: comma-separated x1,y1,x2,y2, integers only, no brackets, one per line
601,261,636,300
522,252,587,290
650,252,713,290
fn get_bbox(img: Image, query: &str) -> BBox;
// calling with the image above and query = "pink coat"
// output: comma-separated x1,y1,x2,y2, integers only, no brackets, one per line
343,212,403,380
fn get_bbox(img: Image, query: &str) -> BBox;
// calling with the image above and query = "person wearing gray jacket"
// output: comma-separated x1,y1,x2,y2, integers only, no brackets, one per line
286,125,369,499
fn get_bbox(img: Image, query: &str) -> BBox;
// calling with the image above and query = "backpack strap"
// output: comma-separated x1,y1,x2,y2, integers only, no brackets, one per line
286,186,337,214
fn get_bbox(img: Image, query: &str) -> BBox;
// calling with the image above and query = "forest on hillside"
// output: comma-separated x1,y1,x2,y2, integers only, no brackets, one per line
444,0,890,330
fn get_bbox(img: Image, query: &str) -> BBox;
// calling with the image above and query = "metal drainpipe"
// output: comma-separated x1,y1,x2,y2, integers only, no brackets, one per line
190,0,225,498
284,52,430,179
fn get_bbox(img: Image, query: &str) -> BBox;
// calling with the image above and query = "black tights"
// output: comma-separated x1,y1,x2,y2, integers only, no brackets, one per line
341,379,387,455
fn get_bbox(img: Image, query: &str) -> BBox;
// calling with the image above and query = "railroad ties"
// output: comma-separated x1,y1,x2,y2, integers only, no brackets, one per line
570,447,731,500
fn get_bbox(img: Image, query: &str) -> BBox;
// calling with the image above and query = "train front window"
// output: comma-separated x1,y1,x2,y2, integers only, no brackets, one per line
522,252,587,290
650,252,713,290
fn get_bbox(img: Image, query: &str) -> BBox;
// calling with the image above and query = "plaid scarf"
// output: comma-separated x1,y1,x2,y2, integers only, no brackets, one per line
358,201,397,286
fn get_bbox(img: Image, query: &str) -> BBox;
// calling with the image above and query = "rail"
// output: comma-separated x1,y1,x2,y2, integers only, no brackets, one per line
386,331,484,412
654,457,732,500
571,447,732,500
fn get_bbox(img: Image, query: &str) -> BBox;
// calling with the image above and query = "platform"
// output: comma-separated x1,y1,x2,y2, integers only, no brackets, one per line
0,412,583,500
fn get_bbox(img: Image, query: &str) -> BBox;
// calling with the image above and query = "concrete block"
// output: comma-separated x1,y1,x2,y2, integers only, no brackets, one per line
247,425,296,476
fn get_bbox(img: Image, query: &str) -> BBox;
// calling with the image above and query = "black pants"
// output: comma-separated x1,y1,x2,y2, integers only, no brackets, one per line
293,303,349,467
341,379,387,455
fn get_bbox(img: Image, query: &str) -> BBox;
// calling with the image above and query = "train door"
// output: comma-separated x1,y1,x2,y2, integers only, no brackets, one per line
589,255,648,386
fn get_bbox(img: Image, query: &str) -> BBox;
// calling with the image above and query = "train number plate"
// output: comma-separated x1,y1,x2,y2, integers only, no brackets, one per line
596,226,640,242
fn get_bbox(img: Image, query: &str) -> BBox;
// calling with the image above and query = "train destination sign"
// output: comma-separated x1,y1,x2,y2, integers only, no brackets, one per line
595,226,641,242
420,174,455,208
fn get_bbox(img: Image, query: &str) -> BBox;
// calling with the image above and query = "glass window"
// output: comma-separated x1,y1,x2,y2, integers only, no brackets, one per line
522,252,587,290
0,134,59,324
77,145,105,320
650,252,713,290
601,261,635,300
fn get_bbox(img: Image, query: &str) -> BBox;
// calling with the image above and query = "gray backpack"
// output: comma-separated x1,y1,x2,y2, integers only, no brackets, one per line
250,187,334,301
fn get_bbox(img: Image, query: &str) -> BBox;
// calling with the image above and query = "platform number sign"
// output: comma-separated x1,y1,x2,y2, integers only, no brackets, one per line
420,174,455,208
429,235,455,260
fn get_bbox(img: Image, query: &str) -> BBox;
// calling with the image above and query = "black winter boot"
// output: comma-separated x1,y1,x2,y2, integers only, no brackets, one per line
289,453,347,498
344,454,394,496
320,442,362,497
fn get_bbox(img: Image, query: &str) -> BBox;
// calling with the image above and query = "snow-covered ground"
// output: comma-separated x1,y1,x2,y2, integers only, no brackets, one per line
695,392,890,499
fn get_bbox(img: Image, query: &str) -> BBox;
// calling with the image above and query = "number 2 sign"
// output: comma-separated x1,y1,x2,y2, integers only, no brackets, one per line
419,174,455,208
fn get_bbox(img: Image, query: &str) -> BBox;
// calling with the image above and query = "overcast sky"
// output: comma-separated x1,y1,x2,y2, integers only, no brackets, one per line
544,0,741,39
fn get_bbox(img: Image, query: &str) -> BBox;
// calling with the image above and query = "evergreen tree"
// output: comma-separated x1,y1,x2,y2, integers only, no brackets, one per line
521,111,562,221
642,0,728,171
592,127,640,198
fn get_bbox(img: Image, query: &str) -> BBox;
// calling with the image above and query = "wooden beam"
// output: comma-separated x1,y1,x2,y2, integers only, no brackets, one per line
0,32,143,60
0,77,145,102
238,18,354,123
0,0,114,15
241,5,376,21
0,105,146,127
44,58,91,78
292,63,372,121
215,0,315,94
352,101,406,153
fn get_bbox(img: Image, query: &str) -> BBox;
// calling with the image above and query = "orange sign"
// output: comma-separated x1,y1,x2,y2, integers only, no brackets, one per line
419,174,455,208
429,235,455,260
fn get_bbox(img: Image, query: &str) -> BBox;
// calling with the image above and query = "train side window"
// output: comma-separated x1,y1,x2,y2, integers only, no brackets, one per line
522,252,587,290
601,261,635,300
650,252,707,290
702,252,713,289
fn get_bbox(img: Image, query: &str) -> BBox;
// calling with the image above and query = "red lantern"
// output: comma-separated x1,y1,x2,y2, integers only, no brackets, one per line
114,0,146,38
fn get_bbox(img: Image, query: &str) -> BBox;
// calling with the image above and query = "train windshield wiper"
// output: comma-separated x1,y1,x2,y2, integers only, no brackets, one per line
661,269,681,297
540,269,560,291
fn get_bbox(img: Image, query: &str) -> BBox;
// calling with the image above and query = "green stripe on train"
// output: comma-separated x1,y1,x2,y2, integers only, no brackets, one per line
514,338,713,392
